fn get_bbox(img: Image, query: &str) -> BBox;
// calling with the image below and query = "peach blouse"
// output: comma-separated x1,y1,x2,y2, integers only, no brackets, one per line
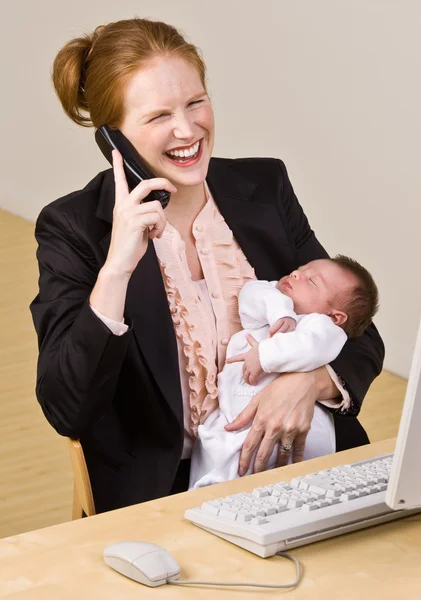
153,190,256,456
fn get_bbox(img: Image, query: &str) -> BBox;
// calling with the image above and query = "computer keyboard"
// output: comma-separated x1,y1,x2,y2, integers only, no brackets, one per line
185,454,411,557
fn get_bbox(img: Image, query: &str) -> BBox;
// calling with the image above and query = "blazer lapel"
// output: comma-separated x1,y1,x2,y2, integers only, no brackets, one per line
206,160,296,280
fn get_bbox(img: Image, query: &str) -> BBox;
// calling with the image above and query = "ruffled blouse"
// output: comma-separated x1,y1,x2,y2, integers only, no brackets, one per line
153,189,256,444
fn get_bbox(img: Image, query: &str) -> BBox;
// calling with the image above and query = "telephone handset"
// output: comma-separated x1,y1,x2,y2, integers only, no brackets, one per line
95,125,171,208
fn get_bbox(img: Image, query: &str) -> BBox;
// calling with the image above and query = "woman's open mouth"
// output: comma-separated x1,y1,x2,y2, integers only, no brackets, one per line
165,139,203,166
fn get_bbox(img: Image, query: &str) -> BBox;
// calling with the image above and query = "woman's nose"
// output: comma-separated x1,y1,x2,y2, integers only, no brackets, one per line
172,113,195,140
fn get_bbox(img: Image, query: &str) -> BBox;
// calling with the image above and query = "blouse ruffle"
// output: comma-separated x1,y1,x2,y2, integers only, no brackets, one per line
153,194,256,436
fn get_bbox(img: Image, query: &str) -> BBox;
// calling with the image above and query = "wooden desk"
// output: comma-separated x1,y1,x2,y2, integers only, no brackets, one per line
1,439,420,599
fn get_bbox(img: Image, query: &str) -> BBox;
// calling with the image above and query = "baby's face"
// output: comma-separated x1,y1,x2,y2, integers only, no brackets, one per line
277,259,357,316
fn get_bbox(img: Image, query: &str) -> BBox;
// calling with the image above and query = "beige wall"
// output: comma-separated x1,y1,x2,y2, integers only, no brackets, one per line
1,1,420,377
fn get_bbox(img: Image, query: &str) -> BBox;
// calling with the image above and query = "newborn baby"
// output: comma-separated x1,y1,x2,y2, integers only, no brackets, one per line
189,255,379,489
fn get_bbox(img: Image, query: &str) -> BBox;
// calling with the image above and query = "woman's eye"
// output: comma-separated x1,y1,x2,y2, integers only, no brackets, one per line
188,100,204,107
149,113,168,123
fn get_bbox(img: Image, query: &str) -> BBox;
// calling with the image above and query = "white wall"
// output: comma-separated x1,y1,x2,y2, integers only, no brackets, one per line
1,0,420,377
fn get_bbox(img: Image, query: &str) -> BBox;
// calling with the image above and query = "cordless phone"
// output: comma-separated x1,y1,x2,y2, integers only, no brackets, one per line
95,125,171,208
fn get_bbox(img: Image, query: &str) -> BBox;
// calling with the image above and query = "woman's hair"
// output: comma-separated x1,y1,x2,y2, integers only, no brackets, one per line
52,18,207,128
331,254,379,338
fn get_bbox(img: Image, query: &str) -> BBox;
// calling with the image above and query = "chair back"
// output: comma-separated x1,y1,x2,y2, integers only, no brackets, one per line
67,438,96,519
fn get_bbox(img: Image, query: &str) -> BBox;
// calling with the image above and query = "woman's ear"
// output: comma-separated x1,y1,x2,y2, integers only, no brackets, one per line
329,309,348,327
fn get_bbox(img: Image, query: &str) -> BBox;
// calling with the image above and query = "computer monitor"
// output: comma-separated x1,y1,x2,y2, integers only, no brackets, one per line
385,319,421,511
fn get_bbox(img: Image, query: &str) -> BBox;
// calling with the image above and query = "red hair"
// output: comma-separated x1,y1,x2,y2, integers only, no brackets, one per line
52,18,207,128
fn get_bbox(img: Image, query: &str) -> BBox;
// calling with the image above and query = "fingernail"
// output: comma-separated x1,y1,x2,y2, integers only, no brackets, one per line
238,467,244,476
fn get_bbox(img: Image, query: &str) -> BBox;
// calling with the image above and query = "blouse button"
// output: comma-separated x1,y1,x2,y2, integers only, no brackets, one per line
211,291,220,298
196,224,203,232
221,338,229,346
200,248,209,255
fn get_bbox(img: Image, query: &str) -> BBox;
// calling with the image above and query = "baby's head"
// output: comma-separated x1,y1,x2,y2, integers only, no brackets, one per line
277,255,379,338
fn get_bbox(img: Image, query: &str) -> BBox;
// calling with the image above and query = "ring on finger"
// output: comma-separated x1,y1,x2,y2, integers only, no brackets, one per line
278,442,293,453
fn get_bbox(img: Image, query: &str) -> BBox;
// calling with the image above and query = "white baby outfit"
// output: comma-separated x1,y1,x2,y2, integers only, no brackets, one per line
189,279,347,489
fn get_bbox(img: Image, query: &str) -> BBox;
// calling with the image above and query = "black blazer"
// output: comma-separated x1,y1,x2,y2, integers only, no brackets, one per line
30,157,384,513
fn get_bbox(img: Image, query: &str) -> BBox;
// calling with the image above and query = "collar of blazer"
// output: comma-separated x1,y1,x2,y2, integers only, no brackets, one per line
94,157,296,425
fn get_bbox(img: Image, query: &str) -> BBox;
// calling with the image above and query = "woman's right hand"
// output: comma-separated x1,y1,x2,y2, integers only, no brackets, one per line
105,149,177,277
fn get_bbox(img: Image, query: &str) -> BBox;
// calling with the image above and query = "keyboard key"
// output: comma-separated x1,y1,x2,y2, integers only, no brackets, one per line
360,476,376,486
301,503,320,511
273,482,290,491
201,502,221,515
226,493,248,502
373,483,387,492
290,491,304,499
312,492,329,500
268,497,288,507
287,499,304,509
290,477,303,489
274,504,289,514
220,502,236,510
218,509,237,520
326,489,342,498
240,496,254,505
236,512,253,522
318,499,330,508
353,479,366,489
250,517,269,526
252,488,270,498
376,475,388,483
264,507,277,516
250,509,267,517
326,497,341,505
340,492,357,502
308,485,327,496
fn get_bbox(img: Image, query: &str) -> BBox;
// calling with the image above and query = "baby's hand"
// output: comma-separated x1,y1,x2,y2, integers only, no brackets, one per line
268,317,296,338
226,334,264,386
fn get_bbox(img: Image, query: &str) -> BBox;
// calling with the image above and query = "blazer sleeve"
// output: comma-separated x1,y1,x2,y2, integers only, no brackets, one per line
30,204,132,438
276,159,385,415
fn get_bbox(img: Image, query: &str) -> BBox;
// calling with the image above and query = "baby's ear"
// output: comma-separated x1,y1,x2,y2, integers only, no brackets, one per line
329,310,348,327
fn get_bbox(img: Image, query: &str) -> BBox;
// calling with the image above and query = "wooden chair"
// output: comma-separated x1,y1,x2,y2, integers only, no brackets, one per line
67,438,96,519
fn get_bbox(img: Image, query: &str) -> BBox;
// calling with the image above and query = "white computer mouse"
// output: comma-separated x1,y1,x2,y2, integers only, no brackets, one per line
103,541,181,587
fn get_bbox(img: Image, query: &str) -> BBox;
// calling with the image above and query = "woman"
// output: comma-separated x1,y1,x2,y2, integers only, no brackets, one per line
30,18,384,513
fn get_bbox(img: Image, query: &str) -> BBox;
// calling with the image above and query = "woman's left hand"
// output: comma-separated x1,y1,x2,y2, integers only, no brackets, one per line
224,370,323,474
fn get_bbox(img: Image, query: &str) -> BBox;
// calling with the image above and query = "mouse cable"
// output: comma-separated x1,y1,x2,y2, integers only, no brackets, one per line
168,551,302,589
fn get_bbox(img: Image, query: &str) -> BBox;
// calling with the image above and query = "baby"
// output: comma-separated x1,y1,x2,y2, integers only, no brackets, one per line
189,255,379,489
